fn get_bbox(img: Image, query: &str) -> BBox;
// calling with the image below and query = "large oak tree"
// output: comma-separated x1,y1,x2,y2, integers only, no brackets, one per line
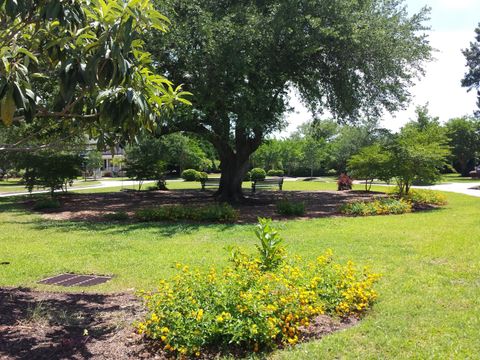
150,0,432,201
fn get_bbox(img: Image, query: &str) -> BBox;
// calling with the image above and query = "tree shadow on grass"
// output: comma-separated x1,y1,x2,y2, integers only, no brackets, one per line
19,217,238,238
0,288,141,360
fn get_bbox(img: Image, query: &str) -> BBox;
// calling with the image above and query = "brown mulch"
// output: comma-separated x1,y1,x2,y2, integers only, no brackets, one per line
29,189,385,223
0,288,357,360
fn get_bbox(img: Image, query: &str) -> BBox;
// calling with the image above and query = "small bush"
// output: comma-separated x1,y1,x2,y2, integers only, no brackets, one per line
267,169,284,177
135,203,238,223
195,171,208,182
181,169,199,181
137,220,380,357
337,173,353,190
276,199,305,216
32,198,61,210
400,189,447,206
340,198,412,216
244,171,251,181
104,211,129,221
326,169,337,176
250,168,266,181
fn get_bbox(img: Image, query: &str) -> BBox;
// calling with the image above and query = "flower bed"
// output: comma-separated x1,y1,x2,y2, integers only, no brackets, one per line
136,219,380,356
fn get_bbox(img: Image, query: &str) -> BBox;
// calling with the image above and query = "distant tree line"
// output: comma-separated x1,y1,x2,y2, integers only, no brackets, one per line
251,107,480,179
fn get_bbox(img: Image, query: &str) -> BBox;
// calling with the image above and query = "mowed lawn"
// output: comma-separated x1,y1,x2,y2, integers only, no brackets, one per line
0,183,479,358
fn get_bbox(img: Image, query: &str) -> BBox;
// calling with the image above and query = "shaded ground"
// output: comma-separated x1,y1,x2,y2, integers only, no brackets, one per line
0,288,356,360
0,288,147,360
30,189,385,223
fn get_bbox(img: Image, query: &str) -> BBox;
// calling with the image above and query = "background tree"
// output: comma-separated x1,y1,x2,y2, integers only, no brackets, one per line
388,109,450,194
348,144,391,191
150,0,432,201
462,24,480,117
84,151,103,180
124,137,166,190
20,153,82,196
161,133,212,174
445,117,480,176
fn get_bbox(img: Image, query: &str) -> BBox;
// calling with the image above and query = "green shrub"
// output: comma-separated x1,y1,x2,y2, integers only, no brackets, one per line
195,171,208,182
135,203,238,223
104,211,129,221
244,171,251,181
400,189,447,206
276,199,305,216
32,198,61,210
181,169,199,181
340,198,412,216
267,169,284,177
137,220,381,357
250,168,266,181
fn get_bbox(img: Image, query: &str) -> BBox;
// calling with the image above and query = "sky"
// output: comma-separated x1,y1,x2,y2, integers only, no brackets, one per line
280,0,480,136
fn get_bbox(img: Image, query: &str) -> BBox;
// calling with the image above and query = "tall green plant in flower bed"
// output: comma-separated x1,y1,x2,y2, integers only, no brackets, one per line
135,204,238,223
137,219,380,357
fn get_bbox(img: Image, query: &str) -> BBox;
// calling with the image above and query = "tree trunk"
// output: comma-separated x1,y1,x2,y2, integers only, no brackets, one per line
216,153,251,203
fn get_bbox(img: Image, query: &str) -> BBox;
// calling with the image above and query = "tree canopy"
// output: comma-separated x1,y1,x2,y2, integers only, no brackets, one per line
462,23,480,117
0,0,190,151
149,0,432,201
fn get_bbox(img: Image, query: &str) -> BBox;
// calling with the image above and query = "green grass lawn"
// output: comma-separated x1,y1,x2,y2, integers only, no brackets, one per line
1,184,479,358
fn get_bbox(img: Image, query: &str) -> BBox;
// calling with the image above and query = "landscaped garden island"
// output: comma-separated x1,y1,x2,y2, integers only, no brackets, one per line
2,0,480,358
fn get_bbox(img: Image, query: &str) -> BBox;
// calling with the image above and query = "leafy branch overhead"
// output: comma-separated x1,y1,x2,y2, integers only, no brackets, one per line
0,0,191,147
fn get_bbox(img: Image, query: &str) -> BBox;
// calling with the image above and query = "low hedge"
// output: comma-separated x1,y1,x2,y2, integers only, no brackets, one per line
135,203,238,223
32,198,60,210
267,169,284,177
276,199,305,216
250,168,266,181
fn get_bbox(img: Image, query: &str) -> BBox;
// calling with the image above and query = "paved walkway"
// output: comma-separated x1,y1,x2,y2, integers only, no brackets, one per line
0,180,156,198
416,182,480,198
2,178,479,198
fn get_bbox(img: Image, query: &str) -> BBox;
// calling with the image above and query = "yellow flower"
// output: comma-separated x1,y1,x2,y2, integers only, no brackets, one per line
196,309,204,321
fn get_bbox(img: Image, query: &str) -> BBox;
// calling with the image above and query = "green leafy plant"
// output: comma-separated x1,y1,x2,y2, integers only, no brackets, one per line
104,211,129,221
181,169,199,181
135,204,238,223
254,218,285,271
32,198,60,211
276,199,305,216
250,168,266,181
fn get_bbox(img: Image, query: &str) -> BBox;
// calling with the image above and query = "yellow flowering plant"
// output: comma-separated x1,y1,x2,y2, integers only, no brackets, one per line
136,219,381,357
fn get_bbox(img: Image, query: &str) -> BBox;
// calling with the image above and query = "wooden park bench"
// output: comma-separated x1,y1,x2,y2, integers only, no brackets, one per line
251,177,284,193
201,178,220,191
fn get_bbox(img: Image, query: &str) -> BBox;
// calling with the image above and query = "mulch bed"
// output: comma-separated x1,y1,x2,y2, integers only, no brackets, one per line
26,189,385,223
0,288,357,360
